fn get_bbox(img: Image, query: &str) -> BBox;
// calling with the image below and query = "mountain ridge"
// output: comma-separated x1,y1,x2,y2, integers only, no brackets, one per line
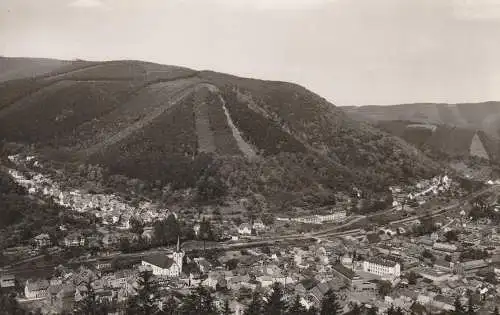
0,57,441,207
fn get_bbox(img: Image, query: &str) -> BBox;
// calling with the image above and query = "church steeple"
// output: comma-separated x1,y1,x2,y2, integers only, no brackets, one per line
172,235,184,276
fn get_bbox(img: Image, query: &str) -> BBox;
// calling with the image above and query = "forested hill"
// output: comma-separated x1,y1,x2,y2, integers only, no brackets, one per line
0,58,441,207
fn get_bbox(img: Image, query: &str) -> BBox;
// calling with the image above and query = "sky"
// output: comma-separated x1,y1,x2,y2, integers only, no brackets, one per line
1,0,500,106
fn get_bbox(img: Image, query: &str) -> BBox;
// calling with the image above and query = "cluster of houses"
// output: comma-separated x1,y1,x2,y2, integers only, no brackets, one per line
390,174,453,209
8,207,500,314
236,219,267,236
7,155,171,231
20,265,137,314
6,155,500,314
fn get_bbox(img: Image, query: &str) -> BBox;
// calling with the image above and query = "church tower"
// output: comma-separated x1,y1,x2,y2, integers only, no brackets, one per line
172,235,184,275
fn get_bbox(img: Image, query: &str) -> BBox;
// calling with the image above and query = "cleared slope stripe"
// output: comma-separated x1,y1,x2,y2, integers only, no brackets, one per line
193,86,217,153
82,82,199,157
219,94,257,159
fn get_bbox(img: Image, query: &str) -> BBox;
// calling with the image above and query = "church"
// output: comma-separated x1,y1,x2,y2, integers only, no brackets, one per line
141,237,184,277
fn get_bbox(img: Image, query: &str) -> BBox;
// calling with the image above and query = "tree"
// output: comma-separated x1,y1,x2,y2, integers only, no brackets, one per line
493,306,499,315
226,258,239,270
161,295,179,315
306,306,319,315
199,218,215,241
264,282,288,315
422,249,435,262
453,296,465,315
0,291,26,315
196,165,227,202
244,291,263,315
377,281,392,298
221,299,232,315
179,285,217,315
126,270,159,315
288,295,308,315
154,214,180,245
387,305,404,315
482,271,498,285
119,237,131,253
262,213,275,226
75,279,101,315
319,290,340,315
130,217,144,236
345,303,361,315
466,296,476,315
406,271,418,285
444,230,459,242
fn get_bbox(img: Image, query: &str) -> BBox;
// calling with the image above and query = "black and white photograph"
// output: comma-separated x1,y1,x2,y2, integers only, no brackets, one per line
1,0,500,314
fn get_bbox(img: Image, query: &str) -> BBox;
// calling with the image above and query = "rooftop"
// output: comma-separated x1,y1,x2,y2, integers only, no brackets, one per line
366,256,399,268
143,254,175,269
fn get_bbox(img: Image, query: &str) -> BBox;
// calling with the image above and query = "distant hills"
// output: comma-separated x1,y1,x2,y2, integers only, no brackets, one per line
0,56,72,83
344,102,500,138
344,103,500,164
0,57,440,207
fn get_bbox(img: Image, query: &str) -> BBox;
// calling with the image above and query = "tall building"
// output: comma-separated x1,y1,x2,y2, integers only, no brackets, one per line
362,257,401,279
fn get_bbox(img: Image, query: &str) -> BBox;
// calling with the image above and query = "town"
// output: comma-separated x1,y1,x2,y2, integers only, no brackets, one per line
1,153,500,315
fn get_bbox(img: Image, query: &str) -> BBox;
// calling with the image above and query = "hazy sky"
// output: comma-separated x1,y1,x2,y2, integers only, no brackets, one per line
1,0,500,105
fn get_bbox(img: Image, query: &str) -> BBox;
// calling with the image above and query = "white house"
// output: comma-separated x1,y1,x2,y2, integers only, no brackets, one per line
64,233,85,247
25,279,49,299
238,223,252,235
33,233,52,249
252,219,266,231
363,257,401,279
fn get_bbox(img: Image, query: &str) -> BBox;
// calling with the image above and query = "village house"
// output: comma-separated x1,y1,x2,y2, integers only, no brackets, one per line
238,223,252,235
453,259,490,275
141,227,155,242
416,268,454,283
32,233,52,249
102,234,118,248
252,219,266,231
0,274,15,289
25,279,50,299
193,257,212,274
63,233,86,247
432,295,456,312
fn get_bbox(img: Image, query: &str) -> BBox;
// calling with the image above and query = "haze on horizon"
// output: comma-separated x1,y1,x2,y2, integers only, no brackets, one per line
1,0,500,106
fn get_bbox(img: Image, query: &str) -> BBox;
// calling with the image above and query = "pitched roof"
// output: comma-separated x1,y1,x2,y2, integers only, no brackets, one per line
26,279,50,291
143,254,175,269
34,233,50,240
332,263,355,280
239,223,251,230
366,256,399,267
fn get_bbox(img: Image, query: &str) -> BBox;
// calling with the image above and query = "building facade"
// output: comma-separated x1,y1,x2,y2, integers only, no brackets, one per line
362,257,401,279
